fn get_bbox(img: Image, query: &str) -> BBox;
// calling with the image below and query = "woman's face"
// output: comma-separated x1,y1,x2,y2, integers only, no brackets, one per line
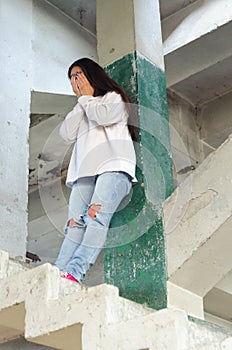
70,66,83,80
69,65,94,97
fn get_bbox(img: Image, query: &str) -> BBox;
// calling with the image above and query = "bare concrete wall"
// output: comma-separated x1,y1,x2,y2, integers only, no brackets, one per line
167,89,232,176
197,91,232,158
167,91,203,187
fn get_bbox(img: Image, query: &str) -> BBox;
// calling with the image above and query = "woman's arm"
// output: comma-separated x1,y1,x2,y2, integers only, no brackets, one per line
78,92,127,126
59,103,85,143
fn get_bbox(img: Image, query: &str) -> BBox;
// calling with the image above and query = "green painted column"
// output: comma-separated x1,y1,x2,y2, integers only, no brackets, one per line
96,0,173,309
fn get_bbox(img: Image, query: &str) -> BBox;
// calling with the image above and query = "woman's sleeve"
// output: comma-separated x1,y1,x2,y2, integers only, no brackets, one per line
59,103,85,143
78,92,127,126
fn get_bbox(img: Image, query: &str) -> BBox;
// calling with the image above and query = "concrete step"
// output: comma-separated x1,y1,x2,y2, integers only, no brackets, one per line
0,251,232,350
0,252,152,349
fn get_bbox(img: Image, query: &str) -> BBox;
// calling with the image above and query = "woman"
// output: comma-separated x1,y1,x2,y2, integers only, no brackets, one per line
54,57,137,284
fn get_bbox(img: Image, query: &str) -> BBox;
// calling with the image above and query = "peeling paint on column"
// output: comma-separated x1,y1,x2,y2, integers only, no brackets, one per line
104,51,173,310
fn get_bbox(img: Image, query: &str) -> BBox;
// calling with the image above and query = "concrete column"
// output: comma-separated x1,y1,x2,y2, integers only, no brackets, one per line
0,0,32,259
97,0,173,309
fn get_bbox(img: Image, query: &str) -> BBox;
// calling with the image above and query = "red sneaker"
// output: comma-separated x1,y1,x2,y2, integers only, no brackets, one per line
60,272,79,283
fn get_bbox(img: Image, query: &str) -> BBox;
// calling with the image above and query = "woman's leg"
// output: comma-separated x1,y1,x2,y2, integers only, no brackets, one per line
54,176,96,272
65,172,132,283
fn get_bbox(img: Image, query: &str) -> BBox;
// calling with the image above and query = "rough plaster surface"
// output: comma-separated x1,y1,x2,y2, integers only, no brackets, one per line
0,0,32,260
0,252,231,350
164,134,232,296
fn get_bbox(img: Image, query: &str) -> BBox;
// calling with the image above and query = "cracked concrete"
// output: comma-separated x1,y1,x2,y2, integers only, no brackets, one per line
182,189,218,223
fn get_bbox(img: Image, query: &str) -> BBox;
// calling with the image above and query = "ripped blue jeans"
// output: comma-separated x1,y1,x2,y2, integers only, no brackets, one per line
54,171,132,283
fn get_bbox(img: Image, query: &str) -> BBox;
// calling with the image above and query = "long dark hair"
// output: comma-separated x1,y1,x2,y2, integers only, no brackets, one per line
68,58,138,141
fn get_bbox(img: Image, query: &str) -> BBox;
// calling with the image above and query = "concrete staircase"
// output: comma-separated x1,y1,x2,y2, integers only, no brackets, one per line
164,134,232,322
0,250,232,350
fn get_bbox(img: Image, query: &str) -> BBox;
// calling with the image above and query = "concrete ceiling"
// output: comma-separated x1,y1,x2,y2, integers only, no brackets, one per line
47,0,96,34
46,0,200,35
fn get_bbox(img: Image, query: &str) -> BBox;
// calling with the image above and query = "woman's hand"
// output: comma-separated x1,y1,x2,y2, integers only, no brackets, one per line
71,73,94,98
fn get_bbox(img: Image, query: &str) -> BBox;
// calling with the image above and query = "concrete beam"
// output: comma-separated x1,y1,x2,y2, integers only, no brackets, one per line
164,21,232,88
168,216,232,297
164,134,232,297
162,0,232,90
167,281,204,320
162,0,232,55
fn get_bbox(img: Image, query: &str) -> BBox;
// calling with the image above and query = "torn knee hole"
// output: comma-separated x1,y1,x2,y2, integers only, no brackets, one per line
88,204,101,220
68,218,83,228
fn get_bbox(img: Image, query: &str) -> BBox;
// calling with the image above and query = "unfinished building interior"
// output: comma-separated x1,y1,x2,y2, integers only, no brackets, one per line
1,0,232,349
